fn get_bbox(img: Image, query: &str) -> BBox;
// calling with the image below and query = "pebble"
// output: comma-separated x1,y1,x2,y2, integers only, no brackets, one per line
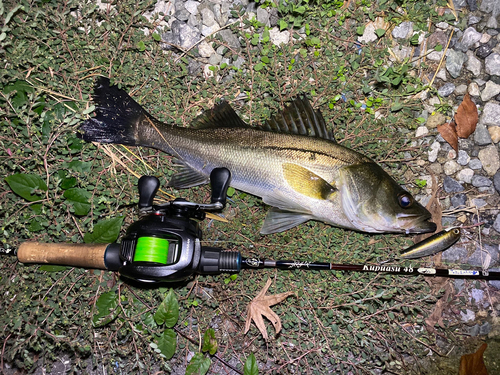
468,82,480,96
481,102,500,126
474,123,493,145
457,150,470,165
472,198,488,207
455,84,468,95
438,83,456,97
392,21,413,39
461,27,483,49
472,175,492,187
269,27,289,46
489,126,500,143
451,193,467,208
446,49,467,78
444,160,461,175
494,170,500,194
466,50,482,76
481,80,500,101
461,309,476,323
443,176,465,193
485,53,500,76
494,215,500,234
469,158,483,169
415,126,429,137
478,145,500,175
457,168,474,183
426,112,446,129
428,141,441,162
476,44,492,59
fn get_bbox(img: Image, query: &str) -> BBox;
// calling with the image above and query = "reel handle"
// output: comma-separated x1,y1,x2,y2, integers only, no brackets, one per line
210,168,231,207
17,242,111,270
138,176,160,209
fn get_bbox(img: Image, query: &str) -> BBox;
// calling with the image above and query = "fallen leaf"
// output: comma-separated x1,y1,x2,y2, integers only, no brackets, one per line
425,282,452,333
437,121,458,152
455,93,478,139
459,343,489,375
244,279,295,340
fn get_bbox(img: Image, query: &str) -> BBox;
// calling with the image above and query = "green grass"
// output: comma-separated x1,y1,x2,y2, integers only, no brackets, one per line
0,0,480,374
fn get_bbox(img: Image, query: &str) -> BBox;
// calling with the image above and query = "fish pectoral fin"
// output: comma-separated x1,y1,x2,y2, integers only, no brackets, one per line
282,163,337,200
260,208,313,234
168,159,209,188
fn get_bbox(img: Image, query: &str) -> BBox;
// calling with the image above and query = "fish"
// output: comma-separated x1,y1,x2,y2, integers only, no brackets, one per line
79,77,437,235
400,227,460,259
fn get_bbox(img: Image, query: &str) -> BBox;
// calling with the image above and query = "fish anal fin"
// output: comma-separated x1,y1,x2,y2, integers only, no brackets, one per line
168,159,209,188
260,208,313,234
282,163,337,200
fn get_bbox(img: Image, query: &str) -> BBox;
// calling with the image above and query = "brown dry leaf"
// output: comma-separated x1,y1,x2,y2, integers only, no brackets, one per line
455,93,478,139
425,282,452,333
459,343,489,375
437,121,458,152
244,279,295,340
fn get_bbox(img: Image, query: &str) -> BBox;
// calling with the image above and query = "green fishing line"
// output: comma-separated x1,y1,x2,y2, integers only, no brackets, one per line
134,237,169,264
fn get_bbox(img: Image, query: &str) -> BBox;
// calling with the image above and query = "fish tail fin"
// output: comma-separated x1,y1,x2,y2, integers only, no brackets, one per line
79,77,152,146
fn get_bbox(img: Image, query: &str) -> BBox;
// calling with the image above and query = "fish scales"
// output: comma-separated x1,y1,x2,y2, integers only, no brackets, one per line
80,77,437,235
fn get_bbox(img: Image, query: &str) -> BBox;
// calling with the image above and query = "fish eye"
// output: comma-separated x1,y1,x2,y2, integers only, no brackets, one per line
453,228,460,235
398,193,413,208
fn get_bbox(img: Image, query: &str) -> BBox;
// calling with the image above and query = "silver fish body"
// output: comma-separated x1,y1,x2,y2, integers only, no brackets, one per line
80,77,437,235
400,227,461,259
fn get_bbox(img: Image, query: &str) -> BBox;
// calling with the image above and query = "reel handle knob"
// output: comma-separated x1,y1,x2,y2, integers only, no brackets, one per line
138,176,160,209
210,168,231,208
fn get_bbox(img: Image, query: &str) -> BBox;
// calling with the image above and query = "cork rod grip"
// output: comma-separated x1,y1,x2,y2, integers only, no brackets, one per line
17,242,109,270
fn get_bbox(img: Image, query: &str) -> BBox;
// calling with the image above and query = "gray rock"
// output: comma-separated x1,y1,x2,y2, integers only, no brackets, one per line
446,49,467,78
444,160,461,175
427,30,448,49
460,309,475,323
198,41,215,58
469,158,483,169
472,198,488,207
438,83,456,97
485,53,500,76
163,20,201,50
208,52,222,65
469,82,481,96
461,27,483,49
494,215,500,233
256,7,269,26
472,175,492,187
478,145,500,175
392,21,413,39
457,168,474,183
455,84,468,95
201,7,216,27
466,50,482,76
467,0,478,11
269,27,289,46
185,1,199,15
428,141,441,162
476,44,493,59
481,102,500,126
453,0,467,8
443,176,465,193
471,288,484,303
218,29,240,50
174,8,191,21
451,193,467,208
486,15,498,29
457,150,470,165
481,80,500,101
469,15,481,25
474,123,493,145
480,0,500,16
493,170,500,194
480,322,492,335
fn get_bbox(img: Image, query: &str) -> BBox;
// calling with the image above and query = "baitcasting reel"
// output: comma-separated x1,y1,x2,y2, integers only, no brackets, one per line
104,168,241,283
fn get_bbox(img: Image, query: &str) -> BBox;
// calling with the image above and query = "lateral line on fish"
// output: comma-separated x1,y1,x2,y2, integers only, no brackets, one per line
260,145,362,164
144,115,183,161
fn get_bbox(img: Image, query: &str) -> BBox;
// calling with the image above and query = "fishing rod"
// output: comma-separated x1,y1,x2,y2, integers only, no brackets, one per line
6,169,500,283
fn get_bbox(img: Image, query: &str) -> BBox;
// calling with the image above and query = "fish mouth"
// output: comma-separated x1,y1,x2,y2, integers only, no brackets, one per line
398,214,437,234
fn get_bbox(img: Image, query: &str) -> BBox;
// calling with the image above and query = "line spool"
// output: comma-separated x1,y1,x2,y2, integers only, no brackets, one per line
134,236,169,264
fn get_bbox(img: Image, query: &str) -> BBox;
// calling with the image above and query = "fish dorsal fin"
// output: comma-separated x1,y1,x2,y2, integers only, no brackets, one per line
192,101,249,129
262,96,335,142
